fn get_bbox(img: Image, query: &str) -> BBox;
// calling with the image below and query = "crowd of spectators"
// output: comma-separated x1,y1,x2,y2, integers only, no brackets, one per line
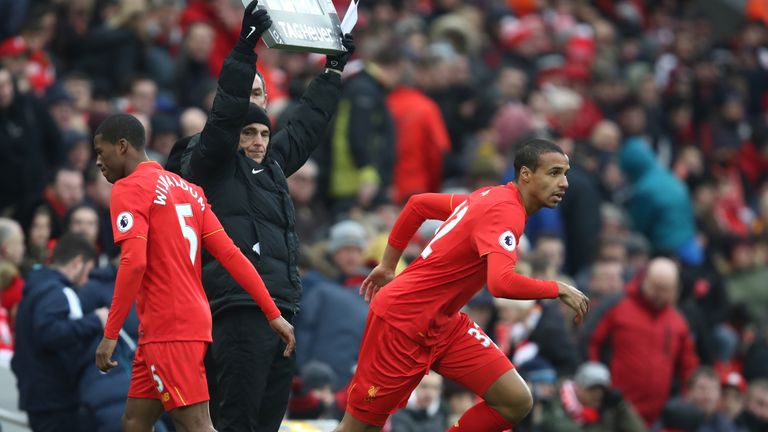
2,0,768,431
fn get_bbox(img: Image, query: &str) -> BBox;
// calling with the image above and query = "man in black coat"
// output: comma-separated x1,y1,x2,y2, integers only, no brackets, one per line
0,64,61,222
11,233,107,432
165,2,356,430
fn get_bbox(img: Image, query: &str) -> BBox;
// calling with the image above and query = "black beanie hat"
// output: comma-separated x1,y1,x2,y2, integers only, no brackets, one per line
243,103,271,131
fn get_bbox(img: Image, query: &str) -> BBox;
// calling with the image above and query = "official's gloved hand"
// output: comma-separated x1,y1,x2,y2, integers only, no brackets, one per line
325,33,356,71
237,0,272,52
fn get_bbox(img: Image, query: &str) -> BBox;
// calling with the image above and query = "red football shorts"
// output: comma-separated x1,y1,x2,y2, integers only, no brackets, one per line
347,312,513,426
128,341,210,411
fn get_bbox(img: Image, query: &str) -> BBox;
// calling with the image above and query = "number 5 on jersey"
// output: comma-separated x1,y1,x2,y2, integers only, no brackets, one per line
421,200,469,259
175,204,198,264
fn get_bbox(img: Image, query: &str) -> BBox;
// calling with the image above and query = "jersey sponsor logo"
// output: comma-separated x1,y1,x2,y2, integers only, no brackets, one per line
498,230,516,252
252,168,265,174
116,212,134,233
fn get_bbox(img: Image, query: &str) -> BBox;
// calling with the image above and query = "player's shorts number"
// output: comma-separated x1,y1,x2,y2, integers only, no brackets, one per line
468,322,492,348
421,200,469,259
150,364,165,393
175,204,198,265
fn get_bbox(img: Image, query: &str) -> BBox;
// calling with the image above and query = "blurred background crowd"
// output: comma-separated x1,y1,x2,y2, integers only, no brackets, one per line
2,0,768,431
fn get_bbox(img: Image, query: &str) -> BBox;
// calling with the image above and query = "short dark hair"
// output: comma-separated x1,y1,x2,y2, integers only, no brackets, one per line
52,165,81,183
50,232,97,266
127,74,155,93
63,71,92,86
95,113,146,149
49,165,82,190
513,138,565,178
65,203,99,228
687,366,719,390
373,42,404,66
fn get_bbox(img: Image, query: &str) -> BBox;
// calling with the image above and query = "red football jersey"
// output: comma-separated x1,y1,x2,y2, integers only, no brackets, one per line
371,183,528,344
109,161,218,344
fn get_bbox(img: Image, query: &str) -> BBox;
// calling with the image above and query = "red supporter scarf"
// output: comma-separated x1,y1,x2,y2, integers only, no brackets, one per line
560,380,600,424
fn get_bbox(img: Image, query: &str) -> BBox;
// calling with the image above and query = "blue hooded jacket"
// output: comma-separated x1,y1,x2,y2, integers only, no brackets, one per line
619,138,696,253
79,264,140,341
11,267,102,412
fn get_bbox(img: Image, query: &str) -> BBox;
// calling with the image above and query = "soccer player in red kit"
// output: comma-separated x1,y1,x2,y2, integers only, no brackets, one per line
334,139,590,432
91,113,295,432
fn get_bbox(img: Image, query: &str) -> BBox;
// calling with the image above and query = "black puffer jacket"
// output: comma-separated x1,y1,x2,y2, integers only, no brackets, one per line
168,46,341,315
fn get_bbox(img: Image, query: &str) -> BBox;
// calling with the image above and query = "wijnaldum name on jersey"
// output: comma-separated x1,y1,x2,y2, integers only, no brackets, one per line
153,174,205,211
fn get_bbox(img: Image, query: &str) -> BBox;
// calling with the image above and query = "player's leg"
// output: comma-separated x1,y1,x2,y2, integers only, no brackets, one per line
255,314,296,432
212,308,275,431
167,401,215,432
335,410,387,432
334,314,428,432
123,345,166,431
135,342,213,431
476,369,533,424
434,314,530,431
122,398,165,432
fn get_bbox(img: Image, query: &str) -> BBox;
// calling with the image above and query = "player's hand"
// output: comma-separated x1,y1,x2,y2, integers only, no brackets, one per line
557,281,589,324
325,33,356,72
361,265,395,303
269,316,295,357
95,336,118,373
240,0,272,50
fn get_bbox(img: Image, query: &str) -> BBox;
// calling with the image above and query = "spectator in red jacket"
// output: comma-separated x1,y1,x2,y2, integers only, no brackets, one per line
387,85,450,204
179,0,240,76
588,257,700,425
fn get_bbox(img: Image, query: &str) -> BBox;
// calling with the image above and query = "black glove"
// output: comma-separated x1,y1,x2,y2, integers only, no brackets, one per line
325,33,355,71
237,0,272,52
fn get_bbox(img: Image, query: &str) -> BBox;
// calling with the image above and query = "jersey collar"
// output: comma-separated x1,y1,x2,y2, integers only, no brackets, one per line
126,160,163,178
136,160,162,171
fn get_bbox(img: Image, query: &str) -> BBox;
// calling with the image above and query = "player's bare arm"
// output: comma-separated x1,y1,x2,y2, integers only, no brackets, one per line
96,236,148,372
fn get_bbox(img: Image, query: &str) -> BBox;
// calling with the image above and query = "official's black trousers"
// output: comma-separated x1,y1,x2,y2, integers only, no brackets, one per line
206,307,295,432
27,408,78,432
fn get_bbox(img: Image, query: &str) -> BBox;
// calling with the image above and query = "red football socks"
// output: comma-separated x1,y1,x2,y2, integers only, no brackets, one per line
447,401,513,432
